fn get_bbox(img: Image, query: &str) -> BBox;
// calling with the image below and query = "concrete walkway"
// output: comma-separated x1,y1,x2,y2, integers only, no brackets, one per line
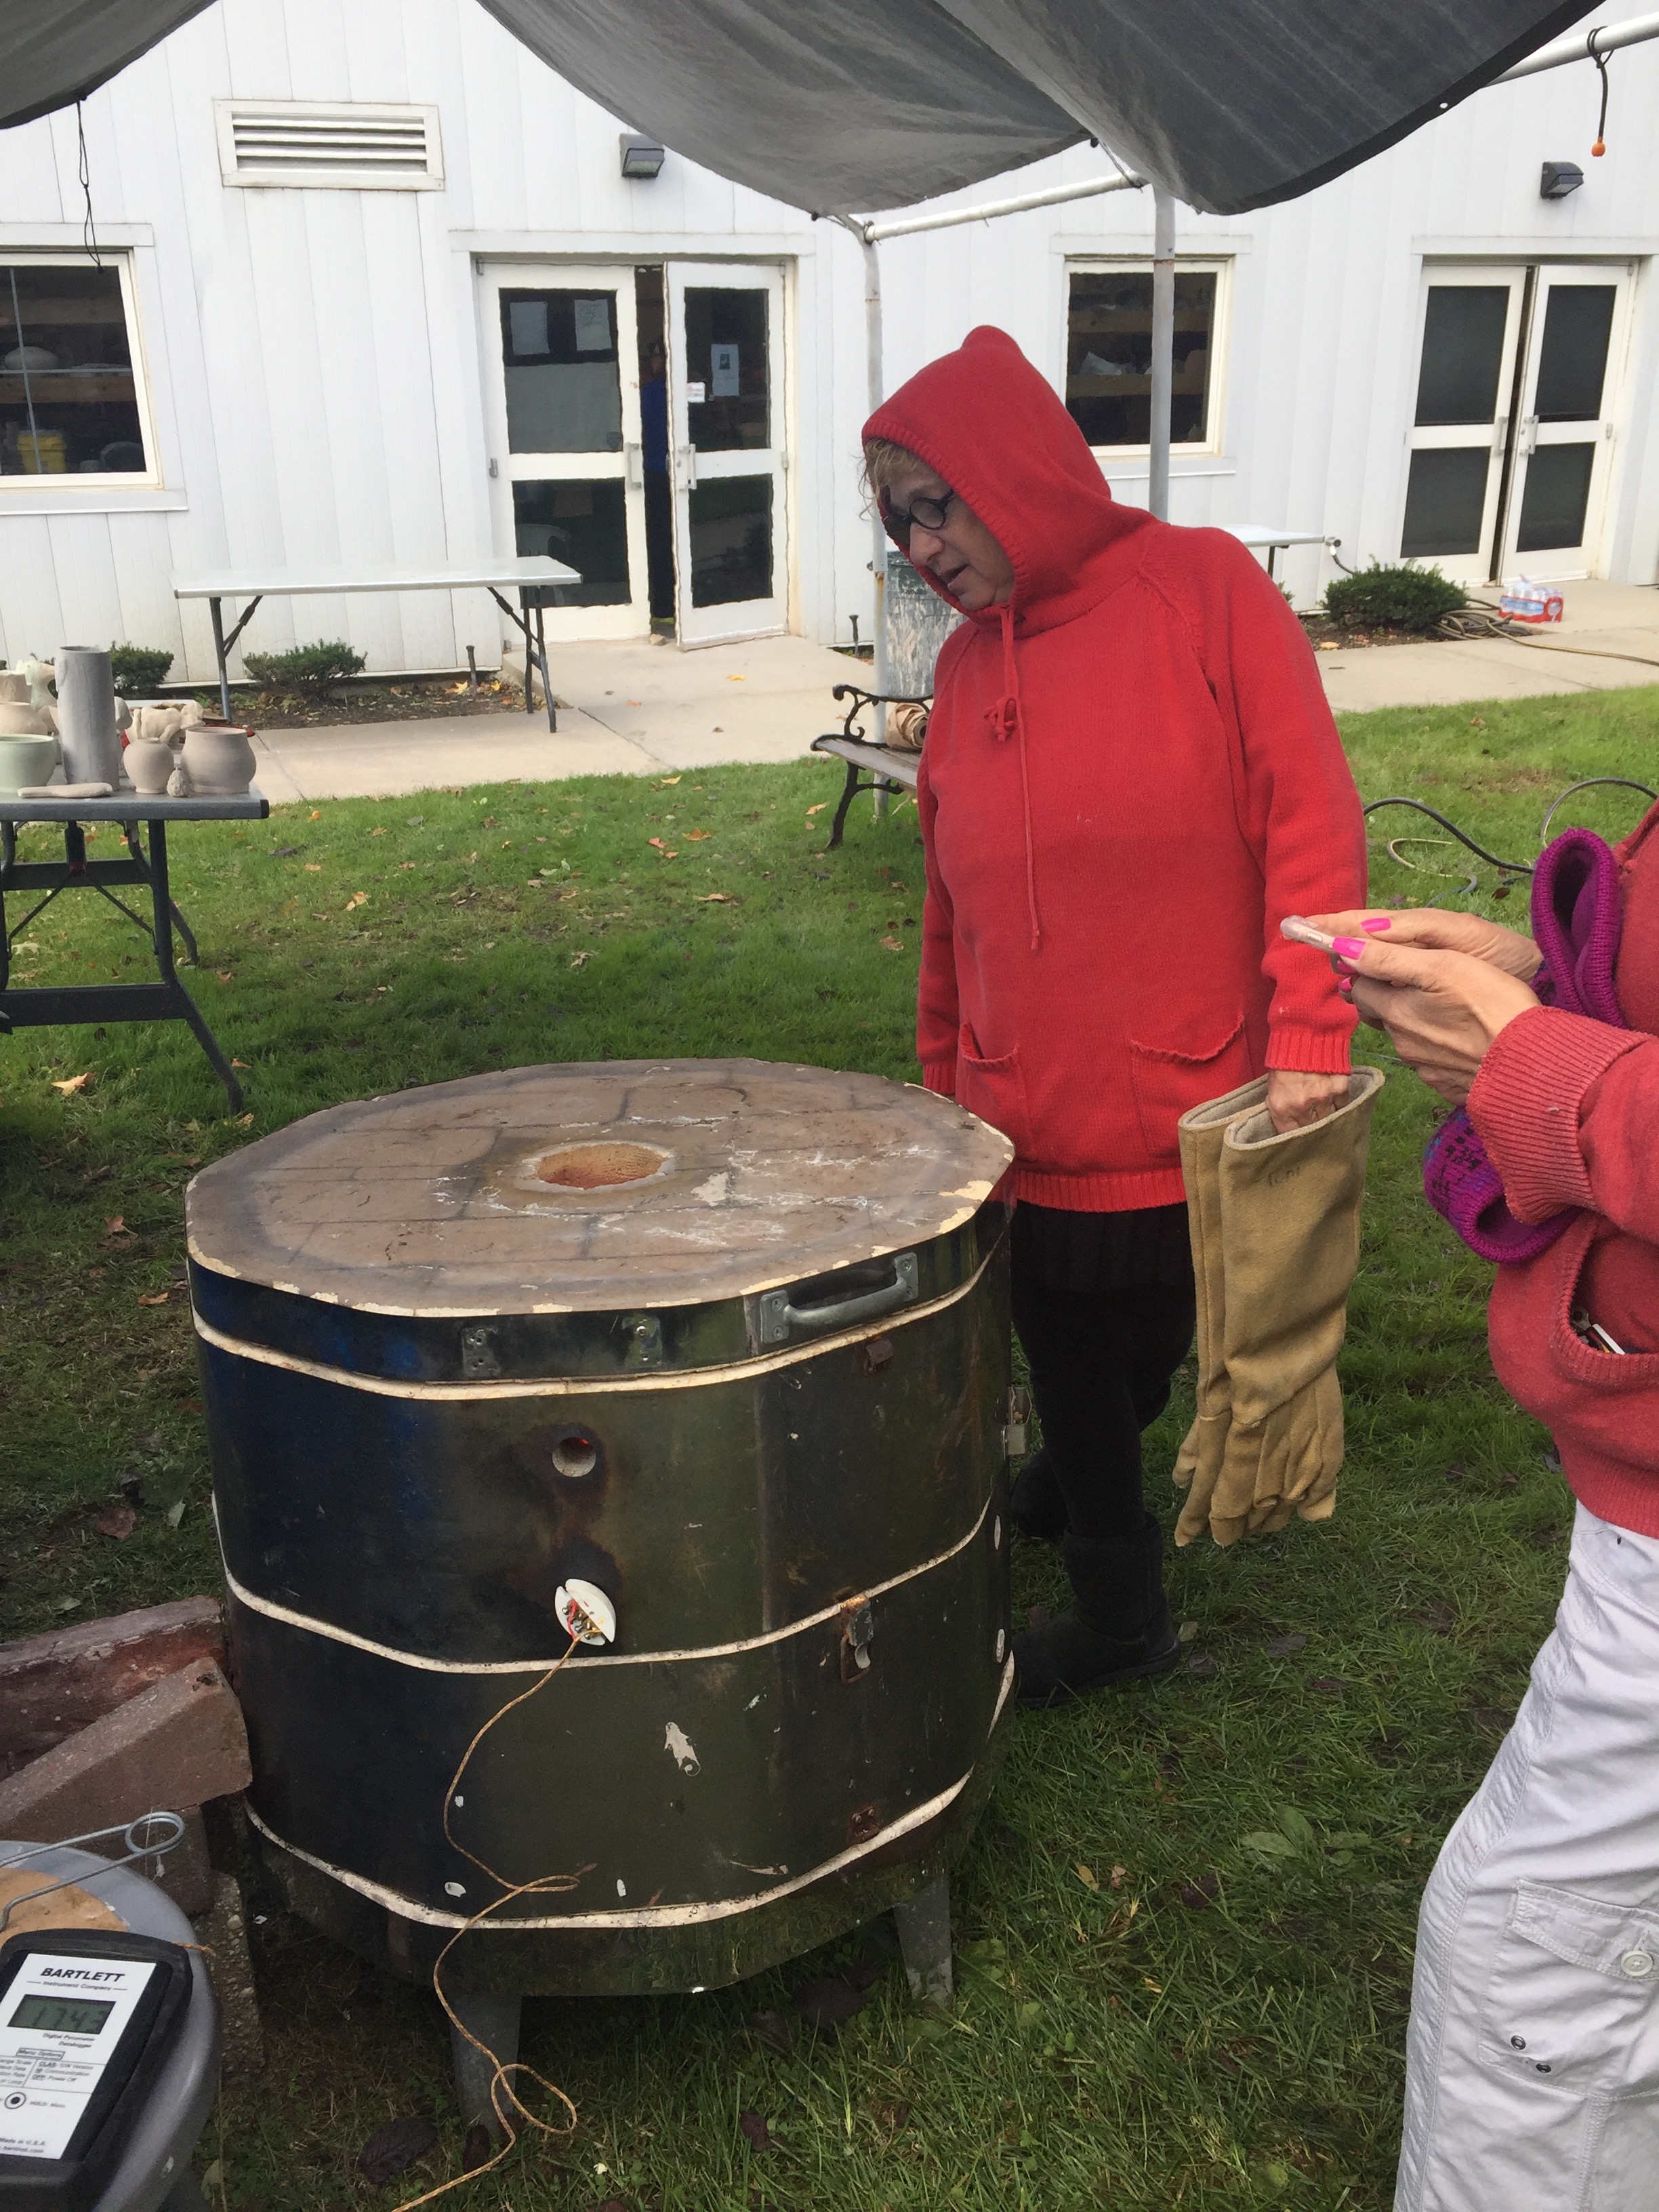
249,632,863,802
1317,578,1659,714
246,583,1659,804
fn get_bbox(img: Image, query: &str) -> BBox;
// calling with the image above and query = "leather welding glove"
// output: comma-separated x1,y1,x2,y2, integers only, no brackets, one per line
1204,1066,1385,1547
1171,1077,1269,1549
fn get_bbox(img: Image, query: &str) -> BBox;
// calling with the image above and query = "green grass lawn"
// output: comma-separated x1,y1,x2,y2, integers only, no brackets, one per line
1,687,1654,2211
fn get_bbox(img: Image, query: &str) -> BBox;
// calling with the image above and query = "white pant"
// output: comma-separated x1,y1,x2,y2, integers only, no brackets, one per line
1399,1503,1659,2211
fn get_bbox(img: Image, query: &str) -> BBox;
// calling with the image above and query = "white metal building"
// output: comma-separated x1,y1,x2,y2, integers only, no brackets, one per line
1,0,1656,681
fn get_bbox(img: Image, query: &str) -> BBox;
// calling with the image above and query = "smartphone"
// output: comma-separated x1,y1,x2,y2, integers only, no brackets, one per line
1280,916,1340,952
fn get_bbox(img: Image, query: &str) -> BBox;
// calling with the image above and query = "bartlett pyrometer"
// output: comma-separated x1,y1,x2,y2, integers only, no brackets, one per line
0,1931,193,2212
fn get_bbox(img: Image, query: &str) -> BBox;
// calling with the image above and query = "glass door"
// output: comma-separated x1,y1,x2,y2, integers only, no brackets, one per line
481,263,649,641
665,262,787,646
1399,267,1527,586
1499,265,1631,581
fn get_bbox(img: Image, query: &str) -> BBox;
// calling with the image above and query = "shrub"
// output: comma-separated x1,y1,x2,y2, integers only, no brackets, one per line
242,639,367,699
109,644,174,696
1323,562,1467,634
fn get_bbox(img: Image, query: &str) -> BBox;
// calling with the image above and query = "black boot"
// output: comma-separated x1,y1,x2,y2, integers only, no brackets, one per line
1006,1448,1069,1541
1014,1514,1180,1708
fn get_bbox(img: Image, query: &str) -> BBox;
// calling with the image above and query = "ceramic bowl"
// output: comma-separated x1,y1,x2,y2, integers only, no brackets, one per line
3,345,58,372
0,735,62,795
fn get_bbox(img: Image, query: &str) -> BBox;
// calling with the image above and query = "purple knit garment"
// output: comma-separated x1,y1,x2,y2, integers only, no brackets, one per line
1422,827,1626,1263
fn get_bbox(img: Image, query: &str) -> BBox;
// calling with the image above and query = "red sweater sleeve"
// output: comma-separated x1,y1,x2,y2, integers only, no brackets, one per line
1178,540,1365,1073
1467,1004,1659,1237
915,748,959,1094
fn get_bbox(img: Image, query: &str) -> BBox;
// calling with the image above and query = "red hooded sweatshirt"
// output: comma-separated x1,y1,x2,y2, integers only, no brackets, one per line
865,327,1365,1210
1467,798,1659,1534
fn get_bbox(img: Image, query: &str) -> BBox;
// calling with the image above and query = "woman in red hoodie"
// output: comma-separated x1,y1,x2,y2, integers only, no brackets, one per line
861,327,1366,1704
1313,815,1659,2210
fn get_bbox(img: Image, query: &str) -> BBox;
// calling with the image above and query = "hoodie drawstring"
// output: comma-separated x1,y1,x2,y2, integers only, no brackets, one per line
985,603,1042,950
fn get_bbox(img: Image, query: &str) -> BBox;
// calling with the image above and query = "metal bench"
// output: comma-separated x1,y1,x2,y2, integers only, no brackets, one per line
810,683,929,849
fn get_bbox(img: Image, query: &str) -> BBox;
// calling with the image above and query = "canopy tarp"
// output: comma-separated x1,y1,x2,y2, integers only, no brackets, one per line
1,0,1596,215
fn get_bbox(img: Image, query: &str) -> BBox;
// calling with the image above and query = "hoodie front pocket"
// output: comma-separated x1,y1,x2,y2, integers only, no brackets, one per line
1128,1015,1254,1162
956,1027,1031,1155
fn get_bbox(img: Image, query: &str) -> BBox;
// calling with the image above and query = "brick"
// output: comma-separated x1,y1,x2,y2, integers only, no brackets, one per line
0,1658,250,1845
0,1598,224,1774
141,1805,215,1918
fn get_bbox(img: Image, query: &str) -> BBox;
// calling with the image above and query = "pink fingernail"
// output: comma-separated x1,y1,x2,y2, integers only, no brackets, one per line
1333,937,1366,959
1362,916,1392,933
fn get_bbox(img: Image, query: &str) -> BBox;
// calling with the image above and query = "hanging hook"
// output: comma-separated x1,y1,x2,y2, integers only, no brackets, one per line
1588,27,1612,157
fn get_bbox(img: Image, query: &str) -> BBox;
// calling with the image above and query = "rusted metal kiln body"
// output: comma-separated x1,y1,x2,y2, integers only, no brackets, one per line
187,1060,1015,2001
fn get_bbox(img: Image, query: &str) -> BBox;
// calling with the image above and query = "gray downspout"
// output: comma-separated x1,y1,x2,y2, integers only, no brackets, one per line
1147,188,1175,523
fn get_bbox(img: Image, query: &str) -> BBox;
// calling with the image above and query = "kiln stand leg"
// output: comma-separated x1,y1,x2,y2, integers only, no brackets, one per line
449,1991,523,2139
893,1873,953,2003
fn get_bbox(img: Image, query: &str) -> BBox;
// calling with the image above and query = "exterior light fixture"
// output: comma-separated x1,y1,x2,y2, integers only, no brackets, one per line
620,134,665,180
1540,160,1584,199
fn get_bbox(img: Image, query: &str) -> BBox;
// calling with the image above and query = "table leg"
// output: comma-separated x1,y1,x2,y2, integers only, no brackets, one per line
210,597,232,721
125,821,199,965
148,822,243,1113
536,601,555,734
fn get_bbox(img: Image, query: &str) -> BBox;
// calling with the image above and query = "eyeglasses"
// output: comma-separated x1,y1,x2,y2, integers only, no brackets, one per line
880,485,958,548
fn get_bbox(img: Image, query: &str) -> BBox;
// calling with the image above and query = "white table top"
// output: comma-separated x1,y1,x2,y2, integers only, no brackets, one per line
1221,525,1337,548
0,790,269,822
171,558,579,600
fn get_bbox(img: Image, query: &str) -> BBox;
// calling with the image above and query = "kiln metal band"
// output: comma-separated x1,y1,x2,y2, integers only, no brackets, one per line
188,1247,992,1397
214,1488,997,1673
241,1658,1016,1933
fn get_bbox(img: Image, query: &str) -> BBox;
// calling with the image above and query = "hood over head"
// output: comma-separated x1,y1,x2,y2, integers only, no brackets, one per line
863,325,1153,631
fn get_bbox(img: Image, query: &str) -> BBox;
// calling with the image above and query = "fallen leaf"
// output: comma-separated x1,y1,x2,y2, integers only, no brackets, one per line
1178,1620,1199,1643
695,892,737,903
1276,1806,1317,1847
805,802,828,816
686,829,710,840
344,892,367,910
748,2008,792,2054
726,672,747,680
52,1073,92,1095
200,2161,222,2195
792,1973,869,2030
462,2123,492,2173
165,1499,186,1529
231,1058,249,1070
1499,1470,1519,1490
1075,1863,1099,1891
656,775,682,785
1186,1652,1218,1678
1411,1601,1456,1636
370,825,387,836
1109,1864,1126,1889
104,1216,127,1236
880,935,904,951
649,836,667,850
96,1505,137,1540
53,1597,81,1615
138,1291,169,1306
626,697,642,705
308,808,322,821
569,951,589,968
1310,1675,1351,1692
356,2116,438,2186
1265,1633,1307,1658
1142,1977,1164,1993
236,1112,253,1128
216,970,234,983
738,2110,771,2152
304,862,322,873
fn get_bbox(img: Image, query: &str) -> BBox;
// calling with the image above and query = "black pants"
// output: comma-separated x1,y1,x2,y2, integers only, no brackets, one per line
644,470,674,619
1009,1204,1196,1541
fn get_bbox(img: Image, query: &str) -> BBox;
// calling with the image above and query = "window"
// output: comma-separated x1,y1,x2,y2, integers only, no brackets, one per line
1065,262,1227,454
1,256,155,483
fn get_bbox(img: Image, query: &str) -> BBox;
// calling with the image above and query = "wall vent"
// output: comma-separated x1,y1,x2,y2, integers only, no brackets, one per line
215,101,445,190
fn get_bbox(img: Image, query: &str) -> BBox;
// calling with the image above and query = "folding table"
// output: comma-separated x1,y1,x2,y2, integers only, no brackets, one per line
171,558,581,731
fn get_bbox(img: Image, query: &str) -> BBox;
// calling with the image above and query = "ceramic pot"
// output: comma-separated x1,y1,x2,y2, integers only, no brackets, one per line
125,735,177,795
0,701,54,737
181,721,256,797
0,673,30,703
0,735,62,796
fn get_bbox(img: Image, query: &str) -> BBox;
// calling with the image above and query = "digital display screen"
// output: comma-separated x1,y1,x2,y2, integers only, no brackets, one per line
9,1993,116,2036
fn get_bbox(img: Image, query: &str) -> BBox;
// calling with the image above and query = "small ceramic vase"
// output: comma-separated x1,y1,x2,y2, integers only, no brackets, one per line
125,735,177,795
0,734,62,796
180,720,256,797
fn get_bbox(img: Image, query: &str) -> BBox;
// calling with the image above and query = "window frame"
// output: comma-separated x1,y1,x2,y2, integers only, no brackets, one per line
0,249,162,492
1062,253,1233,462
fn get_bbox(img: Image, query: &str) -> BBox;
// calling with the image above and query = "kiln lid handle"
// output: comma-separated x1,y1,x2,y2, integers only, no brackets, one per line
754,1251,919,1344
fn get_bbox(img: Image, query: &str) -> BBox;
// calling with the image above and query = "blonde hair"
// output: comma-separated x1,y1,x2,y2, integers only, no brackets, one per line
861,436,928,502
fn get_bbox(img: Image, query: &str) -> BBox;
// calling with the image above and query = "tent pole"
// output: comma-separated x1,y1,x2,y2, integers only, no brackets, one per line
1148,186,1175,522
859,229,891,799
